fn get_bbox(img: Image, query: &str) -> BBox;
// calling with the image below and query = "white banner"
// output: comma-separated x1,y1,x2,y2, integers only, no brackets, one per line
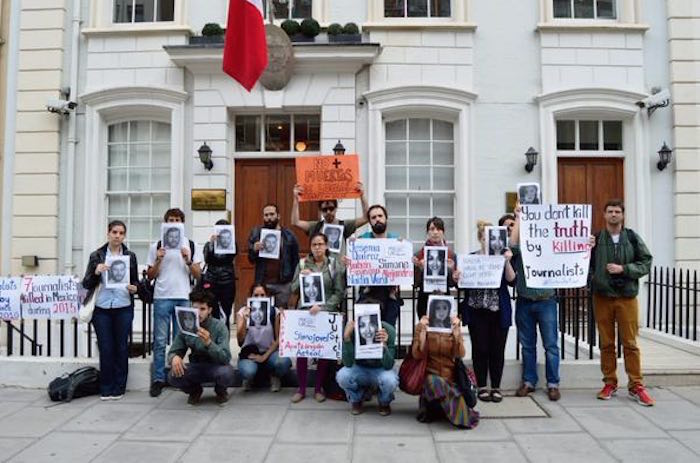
457,254,505,289
346,239,413,286
20,275,80,319
519,204,592,288
279,310,342,360
0,277,22,320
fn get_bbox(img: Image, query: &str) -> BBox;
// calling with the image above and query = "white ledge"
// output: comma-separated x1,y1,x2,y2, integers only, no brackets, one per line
535,87,648,104
82,24,193,36
536,22,650,33
362,21,477,31
80,85,189,106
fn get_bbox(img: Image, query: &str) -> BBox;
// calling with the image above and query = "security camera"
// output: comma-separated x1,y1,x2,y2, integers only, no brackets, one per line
46,99,77,115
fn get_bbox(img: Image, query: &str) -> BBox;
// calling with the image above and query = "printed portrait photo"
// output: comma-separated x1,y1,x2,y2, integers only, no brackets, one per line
486,226,508,256
357,314,379,346
259,229,281,259
322,223,344,254
300,272,325,307
517,182,541,205
161,222,185,250
104,255,130,289
175,306,199,337
214,224,236,255
424,246,447,278
427,295,456,333
247,297,270,327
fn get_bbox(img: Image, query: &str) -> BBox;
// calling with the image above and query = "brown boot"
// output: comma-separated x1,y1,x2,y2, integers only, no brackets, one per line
187,387,203,405
547,387,561,401
515,383,535,397
378,404,392,416
351,402,363,415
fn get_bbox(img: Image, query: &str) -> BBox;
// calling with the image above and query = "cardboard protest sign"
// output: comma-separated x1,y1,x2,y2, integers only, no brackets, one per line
279,310,342,360
175,306,200,337
20,275,80,319
104,255,130,289
354,304,382,360
519,204,592,288
457,254,505,289
347,238,414,287
295,154,361,202
0,277,22,320
423,246,448,292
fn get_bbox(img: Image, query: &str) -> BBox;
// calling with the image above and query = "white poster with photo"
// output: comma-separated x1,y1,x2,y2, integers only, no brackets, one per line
104,255,130,289
247,297,271,327
322,223,344,254
299,272,325,307
161,222,186,251
427,295,456,333
279,310,342,360
457,254,505,289
423,246,448,293
259,229,281,259
175,306,200,337
20,275,80,319
0,277,22,320
214,225,236,255
519,204,592,288
517,182,541,205
354,304,383,360
486,226,509,256
346,238,414,286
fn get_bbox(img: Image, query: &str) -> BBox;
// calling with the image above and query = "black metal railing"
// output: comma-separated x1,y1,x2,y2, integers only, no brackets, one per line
646,266,698,341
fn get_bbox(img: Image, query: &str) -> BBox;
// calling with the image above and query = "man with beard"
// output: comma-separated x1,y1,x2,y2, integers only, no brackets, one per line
248,204,300,309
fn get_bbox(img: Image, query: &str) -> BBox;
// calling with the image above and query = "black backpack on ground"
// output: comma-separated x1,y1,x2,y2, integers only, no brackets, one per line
48,366,100,402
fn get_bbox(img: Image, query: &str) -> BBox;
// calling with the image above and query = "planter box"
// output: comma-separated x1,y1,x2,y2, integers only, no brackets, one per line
290,33,316,43
189,35,225,45
328,33,361,43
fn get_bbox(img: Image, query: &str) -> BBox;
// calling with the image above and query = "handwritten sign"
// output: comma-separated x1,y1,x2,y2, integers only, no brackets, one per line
457,254,505,289
279,310,342,360
0,277,22,320
295,154,361,202
20,275,80,319
519,204,592,288
347,239,414,287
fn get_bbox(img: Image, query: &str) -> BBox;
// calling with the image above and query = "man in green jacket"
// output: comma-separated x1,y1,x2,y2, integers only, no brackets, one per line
590,199,654,406
336,309,398,416
167,289,234,405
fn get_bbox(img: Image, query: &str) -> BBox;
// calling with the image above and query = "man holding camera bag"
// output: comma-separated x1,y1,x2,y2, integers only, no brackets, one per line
590,199,654,406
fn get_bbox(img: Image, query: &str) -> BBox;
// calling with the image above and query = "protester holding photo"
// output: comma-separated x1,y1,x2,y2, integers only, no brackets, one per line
459,220,516,403
289,232,346,403
412,314,479,429
81,220,139,400
202,219,236,330
413,217,457,318
236,284,291,392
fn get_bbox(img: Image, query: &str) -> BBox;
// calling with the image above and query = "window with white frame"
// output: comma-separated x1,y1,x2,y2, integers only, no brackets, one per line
556,120,623,151
264,0,312,19
235,114,320,153
106,120,171,263
385,118,455,251
113,0,175,23
384,0,451,18
553,0,616,19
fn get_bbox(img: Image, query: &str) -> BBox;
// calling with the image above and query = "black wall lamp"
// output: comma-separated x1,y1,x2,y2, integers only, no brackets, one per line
198,142,213,171
333,140,346,155
657,142,673,171
524,147,538,173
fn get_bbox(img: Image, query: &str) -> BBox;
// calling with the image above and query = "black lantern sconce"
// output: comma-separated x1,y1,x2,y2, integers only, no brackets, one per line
198,142,213,171
333,140,346,155
524,147,538,173
657,142,673,171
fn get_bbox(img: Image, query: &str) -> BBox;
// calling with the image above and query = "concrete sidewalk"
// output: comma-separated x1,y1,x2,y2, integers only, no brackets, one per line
1,386,700,462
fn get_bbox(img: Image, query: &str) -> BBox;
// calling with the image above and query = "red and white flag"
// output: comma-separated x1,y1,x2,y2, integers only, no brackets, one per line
223,0,268,92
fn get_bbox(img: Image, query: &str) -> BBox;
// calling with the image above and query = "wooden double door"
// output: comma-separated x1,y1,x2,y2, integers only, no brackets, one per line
557,157,624,233
233,159,316,307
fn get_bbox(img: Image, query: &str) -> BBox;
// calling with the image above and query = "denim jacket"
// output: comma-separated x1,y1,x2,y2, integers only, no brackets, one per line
247,226,300,284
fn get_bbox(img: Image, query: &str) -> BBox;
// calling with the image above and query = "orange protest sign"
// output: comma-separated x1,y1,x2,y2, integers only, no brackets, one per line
295,155,361,202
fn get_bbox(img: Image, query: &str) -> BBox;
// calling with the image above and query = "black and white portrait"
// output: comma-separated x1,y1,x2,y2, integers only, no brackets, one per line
259,229,281,259
247,297,269,327
161,223,185,250
175,306,199,337
104,255,130,289
517,182,541,205
358,314,379,346
322,223,344,253
424,247,447,277
299,272,325,307
214,224,236,255
487,226,508,256
427,295,456,333
354,303,382,359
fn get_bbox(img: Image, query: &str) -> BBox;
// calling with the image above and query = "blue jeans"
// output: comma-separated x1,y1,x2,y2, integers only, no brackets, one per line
238,351,292,381
515,298,560,388
153,298,187,382
336,365,399,405
92,305,134,396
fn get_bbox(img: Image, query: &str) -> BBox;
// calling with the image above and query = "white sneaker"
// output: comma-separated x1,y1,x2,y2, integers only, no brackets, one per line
100,396,110,401
270,376,281,392
242,379,252,391
110,394,124,401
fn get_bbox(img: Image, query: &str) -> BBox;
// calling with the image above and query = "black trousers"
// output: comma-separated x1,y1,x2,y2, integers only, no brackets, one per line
209,281,235,330
468,309,509,389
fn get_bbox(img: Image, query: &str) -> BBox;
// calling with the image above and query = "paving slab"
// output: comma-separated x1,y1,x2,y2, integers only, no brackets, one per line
437,442,528,463
62,403,151,433
0,437,35,462
567,406,667,439
669,386,700,406
430,418,512,442
0,401,29,420
122,408,216,441
0,388,44,402
157,389,226,410
354,405,426,436
515,432,617,463
277,409,353,444
352,435,438,463
601,438,700,462
180,436,274,463
669,430,700,456
94,441,188,463
230,389,296,405
632,400,700,431
204,405,286,436
553,388,628,407
476,396,547,418
504,401,583,434
0,406,81,438
8,432,118,463
264,443,349,463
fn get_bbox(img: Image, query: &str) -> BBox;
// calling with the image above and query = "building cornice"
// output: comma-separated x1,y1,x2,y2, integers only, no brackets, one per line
536,22,650,33
536,87,648,106
80,86,189,106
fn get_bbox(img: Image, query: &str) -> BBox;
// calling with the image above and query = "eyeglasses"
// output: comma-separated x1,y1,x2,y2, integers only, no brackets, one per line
311,242,326,247
321,207,336,213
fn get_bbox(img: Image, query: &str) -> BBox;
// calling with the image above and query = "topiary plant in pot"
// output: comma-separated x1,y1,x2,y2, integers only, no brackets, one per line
281,19,300,37
329,22,361,43
190,22,225,44
296,18,320,42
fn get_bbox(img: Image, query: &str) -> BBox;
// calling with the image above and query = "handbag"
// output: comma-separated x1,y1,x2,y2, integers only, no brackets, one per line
454,358,478,408
78,283,98,323
398,345,427,395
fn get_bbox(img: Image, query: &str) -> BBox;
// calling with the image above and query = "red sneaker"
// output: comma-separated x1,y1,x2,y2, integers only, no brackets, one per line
597,384,618,400
629,385,655,407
